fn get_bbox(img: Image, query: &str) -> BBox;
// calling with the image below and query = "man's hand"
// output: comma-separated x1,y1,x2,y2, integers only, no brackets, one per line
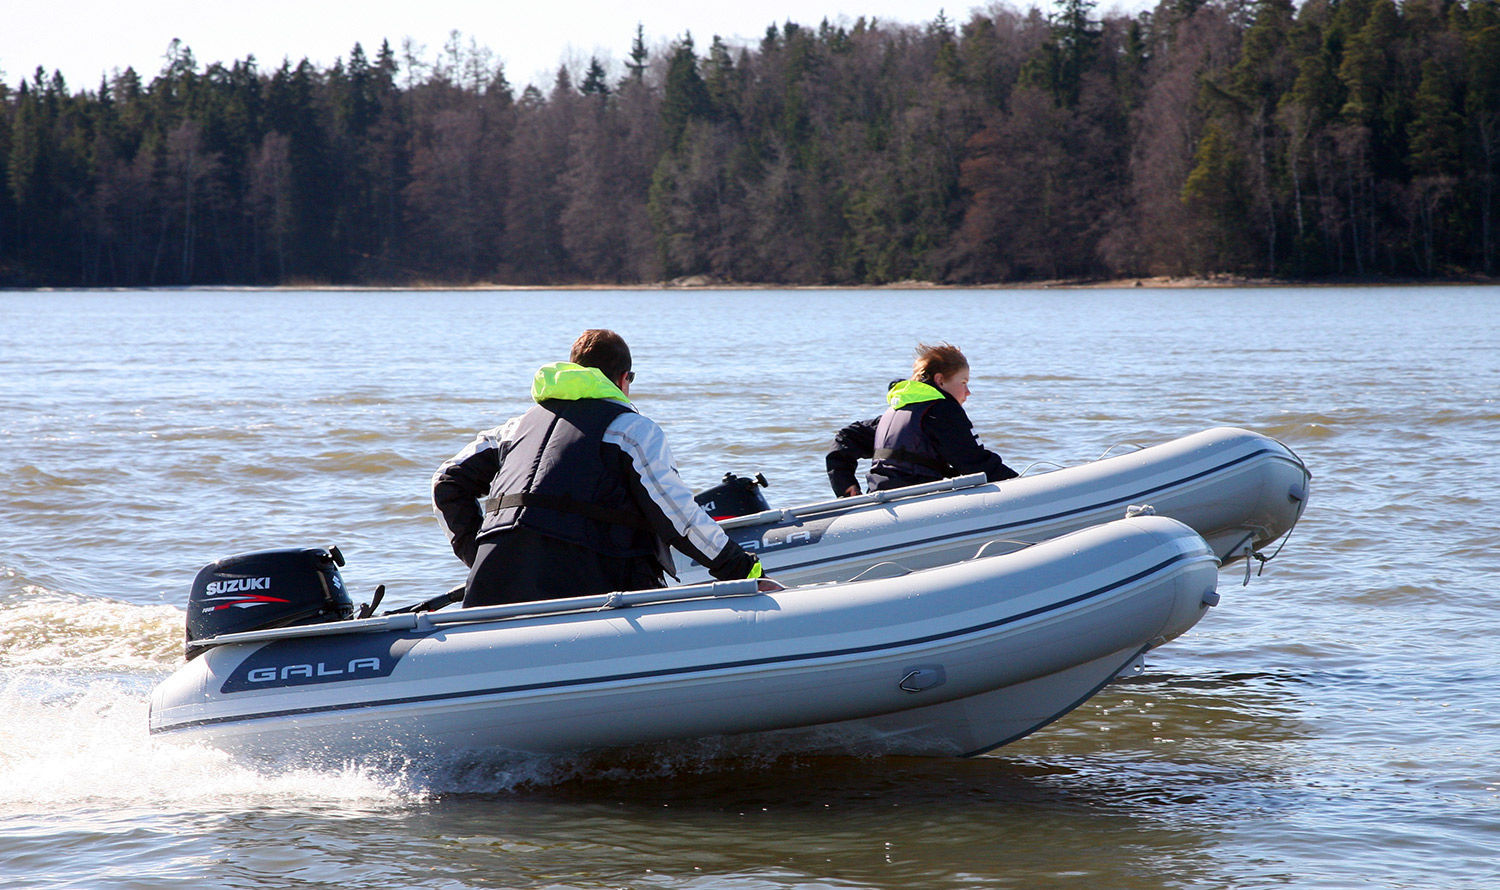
756,577,786,592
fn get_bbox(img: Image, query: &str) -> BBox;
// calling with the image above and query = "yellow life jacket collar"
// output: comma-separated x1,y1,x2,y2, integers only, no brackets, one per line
531,362,631,405
887,379,945,409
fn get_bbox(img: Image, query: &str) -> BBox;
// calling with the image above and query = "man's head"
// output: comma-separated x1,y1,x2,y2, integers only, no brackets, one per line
570,329,633,387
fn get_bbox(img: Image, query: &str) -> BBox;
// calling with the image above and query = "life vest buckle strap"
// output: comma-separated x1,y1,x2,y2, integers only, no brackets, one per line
495,492,653,531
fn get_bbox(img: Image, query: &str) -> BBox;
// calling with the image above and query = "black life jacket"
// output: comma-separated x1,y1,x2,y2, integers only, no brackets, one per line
868,386,954,490
477,398,658,560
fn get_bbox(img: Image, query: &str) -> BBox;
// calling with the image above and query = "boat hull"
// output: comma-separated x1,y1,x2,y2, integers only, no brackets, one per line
679,426,1308,587
150,516,1219,761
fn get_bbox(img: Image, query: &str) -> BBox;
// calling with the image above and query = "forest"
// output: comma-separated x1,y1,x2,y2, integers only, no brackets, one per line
2,0,1498,287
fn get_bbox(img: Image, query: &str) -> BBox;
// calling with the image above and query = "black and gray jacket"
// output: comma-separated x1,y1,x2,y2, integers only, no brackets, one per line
432,363,758,582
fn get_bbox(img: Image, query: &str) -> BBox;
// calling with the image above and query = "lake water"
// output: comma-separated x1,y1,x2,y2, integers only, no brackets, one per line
1,285,1497,889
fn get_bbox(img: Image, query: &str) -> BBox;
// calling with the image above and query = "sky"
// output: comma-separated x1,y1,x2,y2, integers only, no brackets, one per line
0,0,1055,94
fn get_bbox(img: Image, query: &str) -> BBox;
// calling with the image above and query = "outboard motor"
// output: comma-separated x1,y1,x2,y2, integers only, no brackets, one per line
185,546,354,659
694,472,771,520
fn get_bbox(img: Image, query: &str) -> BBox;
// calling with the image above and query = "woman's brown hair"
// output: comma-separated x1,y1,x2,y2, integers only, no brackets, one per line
911,342,968,383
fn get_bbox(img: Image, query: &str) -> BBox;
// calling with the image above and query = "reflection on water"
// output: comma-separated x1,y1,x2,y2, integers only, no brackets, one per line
410,757,1229,890
114,749,1233,890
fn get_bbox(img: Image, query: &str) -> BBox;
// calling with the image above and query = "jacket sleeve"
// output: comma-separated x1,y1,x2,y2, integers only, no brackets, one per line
605,413,761,581
825,416,879,496
925,399,1020,482
431,417,520,566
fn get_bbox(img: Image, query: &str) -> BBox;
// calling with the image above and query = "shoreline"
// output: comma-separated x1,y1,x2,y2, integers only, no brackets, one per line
5,274,1497,293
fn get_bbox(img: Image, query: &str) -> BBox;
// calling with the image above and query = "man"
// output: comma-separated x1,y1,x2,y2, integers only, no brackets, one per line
433,329,773,607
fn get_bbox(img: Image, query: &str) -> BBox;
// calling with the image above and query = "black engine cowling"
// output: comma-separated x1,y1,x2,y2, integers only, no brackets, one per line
185,546,354,658
694,472,771,520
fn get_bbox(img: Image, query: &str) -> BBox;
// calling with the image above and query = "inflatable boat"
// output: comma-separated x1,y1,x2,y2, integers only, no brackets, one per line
149,516,1219,761
679,426,1309,587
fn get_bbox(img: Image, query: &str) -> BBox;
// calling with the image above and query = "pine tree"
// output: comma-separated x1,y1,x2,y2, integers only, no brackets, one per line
581,57,610,96
625,24,649,83
1463,1,1500,272
658,36,712,150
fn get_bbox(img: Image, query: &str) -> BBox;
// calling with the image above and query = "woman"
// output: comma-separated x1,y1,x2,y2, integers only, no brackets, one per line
825,342,1019,496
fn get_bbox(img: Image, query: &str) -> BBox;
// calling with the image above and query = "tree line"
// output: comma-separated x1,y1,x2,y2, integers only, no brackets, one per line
3,0,1498,288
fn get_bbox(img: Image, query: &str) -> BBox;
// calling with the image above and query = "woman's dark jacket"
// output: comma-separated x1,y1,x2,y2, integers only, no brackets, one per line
825,379,1018,495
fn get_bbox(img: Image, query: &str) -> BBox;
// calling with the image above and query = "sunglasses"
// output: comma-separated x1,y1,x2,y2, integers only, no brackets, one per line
625,371,636,383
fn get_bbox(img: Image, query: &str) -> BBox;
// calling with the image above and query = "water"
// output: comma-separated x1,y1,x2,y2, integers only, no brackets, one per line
1,286,1497,889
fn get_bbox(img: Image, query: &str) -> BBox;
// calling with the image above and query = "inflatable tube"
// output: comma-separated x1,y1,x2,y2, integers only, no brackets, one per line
149,516,1219,761
678,426,1309,587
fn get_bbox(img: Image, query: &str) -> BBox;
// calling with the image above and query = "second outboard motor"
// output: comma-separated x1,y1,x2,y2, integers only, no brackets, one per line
695,472,771,520
185,546,353,659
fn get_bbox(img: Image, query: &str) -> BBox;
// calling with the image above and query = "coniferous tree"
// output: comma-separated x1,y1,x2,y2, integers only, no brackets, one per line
1462,1,1500,272
581,58,610,96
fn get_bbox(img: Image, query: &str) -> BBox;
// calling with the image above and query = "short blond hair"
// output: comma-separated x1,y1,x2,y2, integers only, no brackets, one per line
912,342,968,383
